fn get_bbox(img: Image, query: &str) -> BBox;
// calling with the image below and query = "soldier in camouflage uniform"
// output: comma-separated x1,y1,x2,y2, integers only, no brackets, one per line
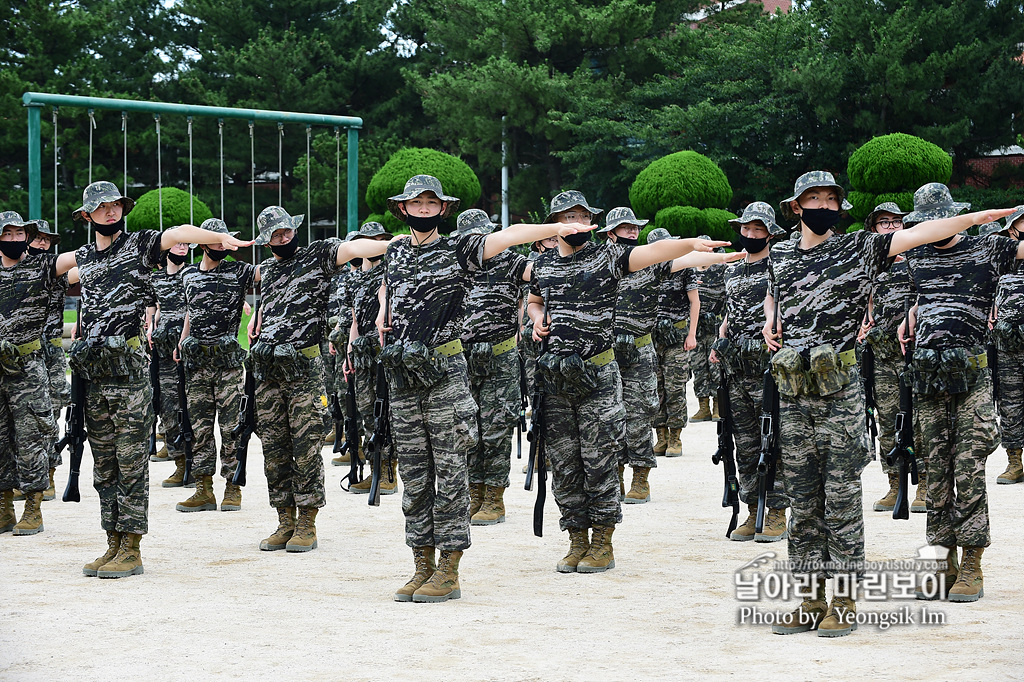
328,261,356,465
990,208,1024,484
0,212,78,536
898,185,1023,603
651,228,700,457
691,241,726,422
70,181,250,578
529,191,740,575
710,202,789,541
765,173,1012,636
519,239,554,474
175,218,258,513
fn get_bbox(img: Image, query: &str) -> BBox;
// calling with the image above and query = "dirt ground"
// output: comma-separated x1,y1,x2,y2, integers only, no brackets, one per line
3,385,1023,681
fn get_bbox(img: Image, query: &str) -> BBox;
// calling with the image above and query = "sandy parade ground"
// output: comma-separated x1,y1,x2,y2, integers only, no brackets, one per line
3,382,1024,682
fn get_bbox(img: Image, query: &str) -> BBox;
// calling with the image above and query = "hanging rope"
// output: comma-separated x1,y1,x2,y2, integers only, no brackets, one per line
121,112,128,196
187,116,194,226
87,109,96,185
155,114,163,230
218,119,225,220
277,122,284,206
52,108,58,237
250,121,256,265
306,125,312,245
335,127,341,239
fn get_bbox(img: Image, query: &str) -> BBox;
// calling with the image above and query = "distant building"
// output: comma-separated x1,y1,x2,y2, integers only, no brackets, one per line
684,0,792,26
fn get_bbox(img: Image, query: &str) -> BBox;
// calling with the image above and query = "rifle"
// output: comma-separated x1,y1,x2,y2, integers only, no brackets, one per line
147,345,161,458
62,300,88,503
886,302,918,520
862,318,878,450
366,286,394,507
173,358,195,486
755,276,781,534
711,362,740,537
989,305,999,409
337,353,363,492
516,349,528,461
526,289,550,537
231,296,260,486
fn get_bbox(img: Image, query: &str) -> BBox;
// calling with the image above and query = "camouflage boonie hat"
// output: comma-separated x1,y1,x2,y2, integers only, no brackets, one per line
979,221,1008,237
254,206,304,246
543,190,603,223
455,209,496,236
349,221,389,240
72,181,136,222
32,219,61,245
0,211,41,242
779,171,853,222
729,202,784,236
1003,205,1024,233
646,227,675,244
386,175,461,222
864,202,909,232
903,183,970,227
200,217,239,237
598,206,648,234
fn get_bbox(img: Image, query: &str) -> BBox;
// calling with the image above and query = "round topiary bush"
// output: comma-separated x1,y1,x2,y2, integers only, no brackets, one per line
125,187,213,232
365,148,481,232
629,151,733,219
846,133,951,220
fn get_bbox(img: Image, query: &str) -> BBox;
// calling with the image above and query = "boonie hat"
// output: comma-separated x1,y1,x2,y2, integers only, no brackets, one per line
729,202,784,236
254,206,304,246
386,175,461,222
72,181,136,222
779,171,853,222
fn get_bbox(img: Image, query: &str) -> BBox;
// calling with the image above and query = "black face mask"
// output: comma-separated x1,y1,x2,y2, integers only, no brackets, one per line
205,247,229,262
739,234,769,254
799,207,841,236
94,218,125,237
270,238,300,259
0,240,28,259
28,246,48,256
167,251,188,265
614,237,638,247
351,257,363,268
931,235,957,248
563,232,591,248
405,214,445,234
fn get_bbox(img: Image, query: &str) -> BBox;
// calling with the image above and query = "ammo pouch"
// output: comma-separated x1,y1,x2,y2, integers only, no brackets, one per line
466,342,496,379
697,311,721,337
180,335,245,371
152,325,183,360
864,326,901,361
68,335,147,380
536,352,600,400
328,325,347,350
769,344,854,397
653,318,685,348
711,337,739,378
350,335,381,373
380,340,450,390
249,340,317,382
808,344,853,396
911,346,986,397
769,347,807,397
613,334,641,369
993,320,1024,353
0,340,25,377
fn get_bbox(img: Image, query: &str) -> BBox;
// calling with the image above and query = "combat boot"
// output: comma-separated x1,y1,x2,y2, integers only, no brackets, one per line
873,472,900,511
97,532,143,578
818,595,857,637
916,545,959,600
469,482,485,517
772,576,827,634
948,546,985,602
43,468,56,501
0,490,15,533
412,549,462,602
286,507,319,552
161,458,187,488
691,397,712,422
13,492,44,535
151,442,171,462
221,481,242,511
472,485,506,525
176,475,217,512
395,547,436,601
653,427,668,456
577,525,615,573
711,396,721,421
83,530,121,576
910,476,927,513
323,425,336,445
997,448,1024,484
755,508,788,543
731,503,758,542
12,489,24,501
380,458,398,495
623,467,651,504
617,465,625,500
557,528,591,573
259,507,296,551
665,428,682,457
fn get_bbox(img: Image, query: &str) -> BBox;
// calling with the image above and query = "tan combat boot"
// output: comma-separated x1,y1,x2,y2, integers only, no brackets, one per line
755,508,788,543
653,427,668,455
12,489,24,501
323,425,336,445
617,465,625,500
948,546,985,602
395,547,436,601
13,492,44,536
711,396,721,421
221,481,242,511
176,475,217,512
691,397,712,422
412,549,463,602
161,457,187,488
43,468,56,501
150,441,171,462
259,507,296,551
910,475,927,513
772,576,827,634
730,503,758,542
349,458,398,495
623,467,651,504
997,449,1024,484
469,482,485,517
332,443,365,467
665,428,682,457
286,507,319,552
98,532,144,578
557,528,591,573
0,490,15,533
83,530,121,576
471,486,506,525
577,525,615,573
916,545,959,600
818,595,857,637
873,472,900,511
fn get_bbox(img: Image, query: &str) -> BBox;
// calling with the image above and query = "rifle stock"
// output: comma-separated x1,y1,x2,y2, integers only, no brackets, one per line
712,363,740,538
755,369,780,534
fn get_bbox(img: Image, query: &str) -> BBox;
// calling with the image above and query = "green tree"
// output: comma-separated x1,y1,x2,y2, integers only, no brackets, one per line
846,133,952,221
125,187,213,231
629,151,735,241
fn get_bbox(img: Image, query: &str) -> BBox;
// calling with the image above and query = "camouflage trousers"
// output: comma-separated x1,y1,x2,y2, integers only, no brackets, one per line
996,348,1024,449
545,361,625,532
870,350,902,476
0,355,54,493
918,376,999,549
43,340,69,468
87,370,153,535
618,343,658,469
390,353,477,551
655,342,690,430
468,348,519,488
185,362,242,480
689,331,719,399
255,357,329,509
727,371,787,509
354,363,377,443
780,375,870,578
321,340,339,402
155,348,183,459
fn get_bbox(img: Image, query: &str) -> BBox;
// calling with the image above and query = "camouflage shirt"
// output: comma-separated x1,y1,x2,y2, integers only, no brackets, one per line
351,266,385,338
46,272,70,340
723,258,771,343
76,229,162,342
0,254,58,345
696,265,727,317
656,268,699,322
996,271,1024,327
151,266,188,335
614,261,672,337
871,258,914,333
530,241,633,359
382,234,488,347
180,260,257,345
769,231,894,354
333,269,353,332
259,239,344,348
905,235,1018,350
463,249,529,344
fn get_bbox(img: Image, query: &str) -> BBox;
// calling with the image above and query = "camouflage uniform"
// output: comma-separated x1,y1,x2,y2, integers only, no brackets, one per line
654,268,698,430
691,265,726,399
150,266,188,461
994,271,1024,449
349,265,384,440
43,271,70,468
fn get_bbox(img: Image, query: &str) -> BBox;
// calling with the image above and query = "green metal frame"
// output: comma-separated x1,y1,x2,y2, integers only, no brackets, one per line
23,91,362,233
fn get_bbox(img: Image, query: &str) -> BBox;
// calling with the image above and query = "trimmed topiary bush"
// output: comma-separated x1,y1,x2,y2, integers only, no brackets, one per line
125,187,213,232
703,208,739,243
630,151,733,219
847,133,951,221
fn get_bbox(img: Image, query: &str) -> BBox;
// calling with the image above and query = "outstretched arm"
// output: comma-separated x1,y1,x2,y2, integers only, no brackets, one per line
669,250,745,272
482,223,593,260
628,238,731,272
889,208,1016,256
337,237,394,266
162,224,253,251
